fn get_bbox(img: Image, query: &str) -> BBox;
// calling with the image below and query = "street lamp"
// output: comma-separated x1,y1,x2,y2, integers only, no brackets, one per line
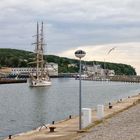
75,50,86,130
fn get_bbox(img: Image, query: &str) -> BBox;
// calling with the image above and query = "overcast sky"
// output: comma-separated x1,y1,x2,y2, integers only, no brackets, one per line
0,0,140,74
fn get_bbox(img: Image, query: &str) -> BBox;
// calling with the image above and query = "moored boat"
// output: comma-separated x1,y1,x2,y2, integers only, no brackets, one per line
29,22,51,87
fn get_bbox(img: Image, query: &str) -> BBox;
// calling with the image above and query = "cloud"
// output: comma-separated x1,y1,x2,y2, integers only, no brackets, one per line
0,0,140,73
56,42,140,74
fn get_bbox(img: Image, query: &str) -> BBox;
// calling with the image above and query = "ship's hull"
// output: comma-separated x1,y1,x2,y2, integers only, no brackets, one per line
29,79,51,87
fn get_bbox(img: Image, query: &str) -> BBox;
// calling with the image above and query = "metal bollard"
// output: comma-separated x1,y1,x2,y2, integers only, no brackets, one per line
9,135,12,139
69,115,72,119
109,102,112,109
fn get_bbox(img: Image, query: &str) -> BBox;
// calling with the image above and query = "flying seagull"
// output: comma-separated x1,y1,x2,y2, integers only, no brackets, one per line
107,47,116,55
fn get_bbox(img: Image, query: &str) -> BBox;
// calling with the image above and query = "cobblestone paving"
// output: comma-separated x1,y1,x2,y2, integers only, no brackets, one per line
78,104,140,140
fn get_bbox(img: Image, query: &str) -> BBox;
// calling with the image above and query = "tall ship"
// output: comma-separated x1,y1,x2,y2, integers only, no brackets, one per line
29,22,51,87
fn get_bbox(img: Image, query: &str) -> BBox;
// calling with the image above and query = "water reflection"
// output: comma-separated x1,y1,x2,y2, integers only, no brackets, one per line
30,87,50,127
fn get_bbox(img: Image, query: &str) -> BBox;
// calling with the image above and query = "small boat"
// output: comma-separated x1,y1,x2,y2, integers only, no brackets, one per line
29,22,51,87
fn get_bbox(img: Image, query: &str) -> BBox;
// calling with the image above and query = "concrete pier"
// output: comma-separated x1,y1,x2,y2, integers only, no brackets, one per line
4,94,140,140
109,75,140,83
83,75,140,83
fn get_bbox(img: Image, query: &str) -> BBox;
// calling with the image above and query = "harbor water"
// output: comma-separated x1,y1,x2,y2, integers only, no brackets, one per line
0,78,140,139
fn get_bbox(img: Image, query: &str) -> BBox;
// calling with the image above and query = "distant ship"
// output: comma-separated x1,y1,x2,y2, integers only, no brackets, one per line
29,22,51,87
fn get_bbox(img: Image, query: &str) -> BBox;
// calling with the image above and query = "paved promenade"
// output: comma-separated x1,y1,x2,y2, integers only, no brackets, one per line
4,94,140,140
78,103,140,140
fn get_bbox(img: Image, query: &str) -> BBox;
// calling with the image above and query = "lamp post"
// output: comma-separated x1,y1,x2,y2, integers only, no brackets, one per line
75,50,86,130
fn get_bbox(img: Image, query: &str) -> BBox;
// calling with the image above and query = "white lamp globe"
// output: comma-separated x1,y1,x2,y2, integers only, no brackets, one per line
75,50,86,59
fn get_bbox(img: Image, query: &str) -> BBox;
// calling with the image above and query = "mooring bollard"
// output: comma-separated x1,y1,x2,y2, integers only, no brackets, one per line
69,115,72,119
9,135,12,139
109,102,112,109
49,126,56,132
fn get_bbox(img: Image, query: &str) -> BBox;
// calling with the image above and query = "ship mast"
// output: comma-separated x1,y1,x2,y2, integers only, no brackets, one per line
40,22,44,79
34,22,46,80
36,22,39,80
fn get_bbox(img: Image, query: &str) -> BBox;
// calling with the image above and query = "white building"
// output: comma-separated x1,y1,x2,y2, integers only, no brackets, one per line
85,65,115,77
108,70,115,76
11,63,58,76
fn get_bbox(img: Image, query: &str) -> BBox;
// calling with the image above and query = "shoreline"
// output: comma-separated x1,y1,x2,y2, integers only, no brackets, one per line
0,78,27,84
4,93,140,140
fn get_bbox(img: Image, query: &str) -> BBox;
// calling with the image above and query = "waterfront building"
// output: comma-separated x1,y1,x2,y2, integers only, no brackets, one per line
85,64,115,77
68,64,77,67
108,70,115,76
11,63,58,76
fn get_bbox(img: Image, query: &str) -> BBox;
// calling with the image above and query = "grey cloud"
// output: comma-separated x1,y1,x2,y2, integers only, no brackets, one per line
0,0,140,54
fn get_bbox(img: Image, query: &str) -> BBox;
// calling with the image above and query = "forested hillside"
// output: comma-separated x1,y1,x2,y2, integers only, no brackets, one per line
0,48,136,75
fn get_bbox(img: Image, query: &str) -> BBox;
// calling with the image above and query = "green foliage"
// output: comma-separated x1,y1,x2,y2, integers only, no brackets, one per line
0,48,34,67
0,48,137,75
